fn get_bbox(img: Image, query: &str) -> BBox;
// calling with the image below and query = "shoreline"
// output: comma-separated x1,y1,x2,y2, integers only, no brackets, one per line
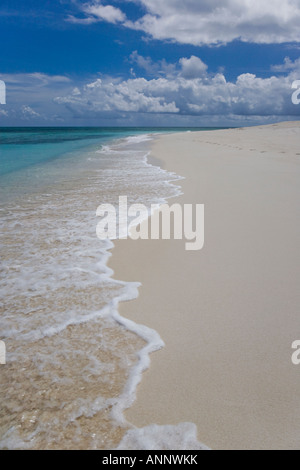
109,122,300,450
0,129,186,450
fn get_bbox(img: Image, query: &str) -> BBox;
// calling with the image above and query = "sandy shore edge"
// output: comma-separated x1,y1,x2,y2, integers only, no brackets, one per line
109,122,300,450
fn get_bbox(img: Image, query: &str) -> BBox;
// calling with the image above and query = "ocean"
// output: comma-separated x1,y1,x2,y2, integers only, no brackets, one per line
0,127,213,450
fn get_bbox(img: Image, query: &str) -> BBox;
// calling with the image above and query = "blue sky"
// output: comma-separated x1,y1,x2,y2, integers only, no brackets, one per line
0,0,300,126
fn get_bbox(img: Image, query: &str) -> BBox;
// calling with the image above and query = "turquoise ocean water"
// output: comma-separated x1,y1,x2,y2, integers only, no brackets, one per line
0,127,219,202
0,127,219,176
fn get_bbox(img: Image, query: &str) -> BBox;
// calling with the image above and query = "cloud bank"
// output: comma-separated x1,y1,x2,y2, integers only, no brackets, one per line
69,0,300,46
54,55,300,121
1,56,299,126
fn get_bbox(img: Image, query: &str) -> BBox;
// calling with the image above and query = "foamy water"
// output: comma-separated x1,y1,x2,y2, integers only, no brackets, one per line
0,133,207,449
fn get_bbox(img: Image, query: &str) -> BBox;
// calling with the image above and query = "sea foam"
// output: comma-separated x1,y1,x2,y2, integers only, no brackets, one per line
0,132,207,450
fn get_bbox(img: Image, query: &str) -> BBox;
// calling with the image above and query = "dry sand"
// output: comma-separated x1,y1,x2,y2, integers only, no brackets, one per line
109,122,300,450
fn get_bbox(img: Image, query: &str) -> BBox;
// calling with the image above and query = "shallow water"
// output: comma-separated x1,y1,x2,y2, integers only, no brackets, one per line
0,129,188,449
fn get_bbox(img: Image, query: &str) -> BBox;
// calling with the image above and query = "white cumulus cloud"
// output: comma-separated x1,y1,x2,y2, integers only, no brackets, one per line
55,76,179,114
54,55,300,121
1,57,299,125
67,1,126,25
83,3,126,24
70,0,300,46
179,56,208,79
271,56,300,72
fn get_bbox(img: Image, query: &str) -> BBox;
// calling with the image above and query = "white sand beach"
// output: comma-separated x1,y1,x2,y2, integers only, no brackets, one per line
110,122,300,450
